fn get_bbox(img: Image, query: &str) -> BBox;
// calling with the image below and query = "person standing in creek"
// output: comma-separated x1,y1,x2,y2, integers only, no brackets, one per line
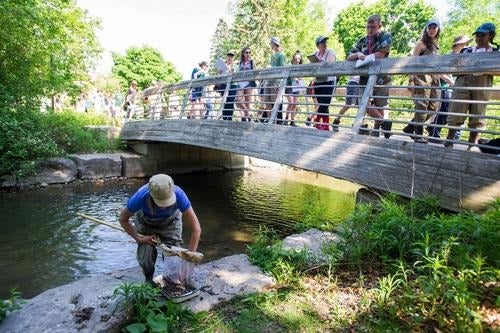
119,174,202,284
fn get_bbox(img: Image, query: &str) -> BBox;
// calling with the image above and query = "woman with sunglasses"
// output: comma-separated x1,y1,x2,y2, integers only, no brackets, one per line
236,47,256,122
406,19,441,143
445,22,498,151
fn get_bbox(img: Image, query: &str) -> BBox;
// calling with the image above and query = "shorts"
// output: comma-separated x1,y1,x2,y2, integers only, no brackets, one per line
358,85,389,107
190,87,203,101
345,81,359,105
263,81,278,103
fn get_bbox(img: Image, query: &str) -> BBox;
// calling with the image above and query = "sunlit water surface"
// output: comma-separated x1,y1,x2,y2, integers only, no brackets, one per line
0,168,358,298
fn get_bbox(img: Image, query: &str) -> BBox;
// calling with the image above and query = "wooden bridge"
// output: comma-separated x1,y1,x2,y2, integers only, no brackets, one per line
120,52,500,212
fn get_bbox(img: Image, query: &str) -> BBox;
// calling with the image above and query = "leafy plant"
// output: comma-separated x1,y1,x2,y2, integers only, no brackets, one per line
113,282,198,333
0,289,24,323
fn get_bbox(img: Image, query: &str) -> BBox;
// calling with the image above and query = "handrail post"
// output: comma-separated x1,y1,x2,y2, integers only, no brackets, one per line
352,74,377,133
269,70,289,124
217,76,233,120
178,82,192,119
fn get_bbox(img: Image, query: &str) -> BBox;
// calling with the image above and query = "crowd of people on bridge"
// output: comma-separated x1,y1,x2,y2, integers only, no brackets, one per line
127,14,498,152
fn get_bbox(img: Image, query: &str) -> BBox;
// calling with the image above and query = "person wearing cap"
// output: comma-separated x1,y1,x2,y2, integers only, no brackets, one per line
189,61,210,119
119,174,202,283
218,51,239,120
347,14,392,137
311,35,336,131
427,35,472,140
445,22,498,151
124,80,139,119
259,37,286,123
405,19,442,144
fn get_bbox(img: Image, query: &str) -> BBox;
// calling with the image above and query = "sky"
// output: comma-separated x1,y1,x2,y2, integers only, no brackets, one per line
77,0,450,80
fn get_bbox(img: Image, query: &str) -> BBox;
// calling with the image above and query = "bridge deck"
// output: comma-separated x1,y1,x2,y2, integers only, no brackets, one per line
121,119,500,212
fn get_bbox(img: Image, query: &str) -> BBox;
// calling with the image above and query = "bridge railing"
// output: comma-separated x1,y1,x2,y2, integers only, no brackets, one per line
127,52,500,153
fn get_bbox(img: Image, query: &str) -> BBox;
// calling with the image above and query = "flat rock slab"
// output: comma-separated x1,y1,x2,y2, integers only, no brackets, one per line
1,158,77,187
70,154,122,179
0,267,143,333
120,153,157,178
184,254,274,312
282,228,339,262
0,255,274,332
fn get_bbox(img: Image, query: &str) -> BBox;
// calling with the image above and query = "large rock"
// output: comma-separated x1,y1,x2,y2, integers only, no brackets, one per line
70,154,122,179
0,267,143,333
1,158,77,188
120,153,157,178
183,254,275,312
0,255,274,332
282,228,339,262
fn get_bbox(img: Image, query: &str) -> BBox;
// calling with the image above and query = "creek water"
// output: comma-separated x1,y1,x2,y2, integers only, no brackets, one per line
0,167,358,299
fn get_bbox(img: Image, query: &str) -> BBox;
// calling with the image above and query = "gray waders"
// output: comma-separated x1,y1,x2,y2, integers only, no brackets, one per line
134,207,183,281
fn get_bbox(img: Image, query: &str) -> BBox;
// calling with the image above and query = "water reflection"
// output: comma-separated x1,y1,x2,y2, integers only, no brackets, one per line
0,168,357,298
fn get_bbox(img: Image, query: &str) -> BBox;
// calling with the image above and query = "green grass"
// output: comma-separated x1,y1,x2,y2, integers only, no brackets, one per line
112,196,499,332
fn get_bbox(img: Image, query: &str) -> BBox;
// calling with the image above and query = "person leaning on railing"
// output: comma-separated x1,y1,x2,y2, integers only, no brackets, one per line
346,14,392,137
406,19,442,144
312,35,336,131
261,37,286,123
445,22,499,152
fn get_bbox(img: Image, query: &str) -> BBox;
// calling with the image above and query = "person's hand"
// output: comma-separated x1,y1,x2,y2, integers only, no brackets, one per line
136,234,155,245
357,52,366,60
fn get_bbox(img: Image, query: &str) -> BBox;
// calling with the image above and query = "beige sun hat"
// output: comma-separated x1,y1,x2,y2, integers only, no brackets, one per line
452,35,472,46
148,174,176,207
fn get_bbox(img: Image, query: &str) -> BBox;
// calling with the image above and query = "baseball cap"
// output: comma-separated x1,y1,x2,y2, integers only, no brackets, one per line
270,37,280,46
452,35,472,46
148,174,176,207
315,36,329,45
473,22,496,35
226,51,235,56
426,19,440,28
131,80,138,85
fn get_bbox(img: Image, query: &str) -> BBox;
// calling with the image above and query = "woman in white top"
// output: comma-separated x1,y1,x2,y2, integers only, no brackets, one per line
312,36,336,131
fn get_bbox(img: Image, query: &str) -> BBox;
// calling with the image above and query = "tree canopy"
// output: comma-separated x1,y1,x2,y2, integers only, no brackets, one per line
111,46,182,91
334,0,435,57
210,0,331,69
0,0,102,106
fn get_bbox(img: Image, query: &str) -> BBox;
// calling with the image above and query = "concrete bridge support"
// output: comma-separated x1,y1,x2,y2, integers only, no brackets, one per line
127,142,246,175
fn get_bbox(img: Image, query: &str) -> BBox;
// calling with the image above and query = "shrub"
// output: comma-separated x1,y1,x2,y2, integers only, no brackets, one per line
0,289,24,323
0,106,120,177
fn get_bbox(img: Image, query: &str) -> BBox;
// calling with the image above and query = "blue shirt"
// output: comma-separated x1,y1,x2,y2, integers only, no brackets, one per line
127,184,191,218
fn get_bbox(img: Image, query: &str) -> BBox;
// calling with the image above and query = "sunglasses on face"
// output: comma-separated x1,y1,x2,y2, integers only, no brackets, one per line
245,51,251,54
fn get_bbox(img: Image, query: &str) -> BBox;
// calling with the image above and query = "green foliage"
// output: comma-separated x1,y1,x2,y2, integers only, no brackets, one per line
440,0,500,52
112,46,182,91
247,226,312,286
334,0,435,57
0,289,24,323
211,0,329,68
113,283,198,333
0,0,101,106
330,197,500,332
209,19,232,76
0,107,119,176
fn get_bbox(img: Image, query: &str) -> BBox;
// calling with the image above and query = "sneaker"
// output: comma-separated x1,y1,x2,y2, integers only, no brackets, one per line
467,146,480,152
414,137,428,144
305,117,312,127
428,137,441,144
290,121,297,127
332,119,340,132
444,141,454,148
358,124,370,135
